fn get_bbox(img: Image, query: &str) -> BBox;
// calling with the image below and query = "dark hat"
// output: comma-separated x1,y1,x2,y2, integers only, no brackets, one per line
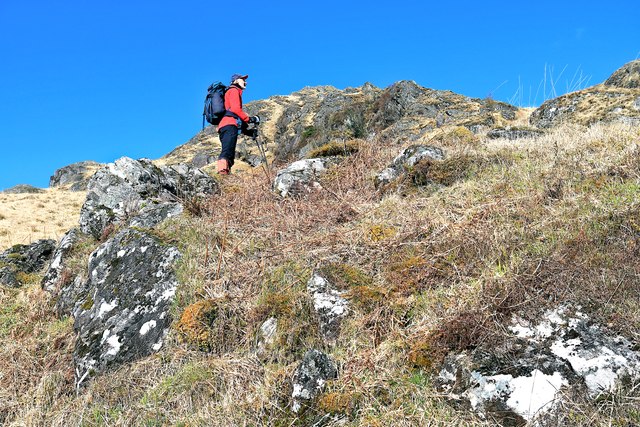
231,73,249,82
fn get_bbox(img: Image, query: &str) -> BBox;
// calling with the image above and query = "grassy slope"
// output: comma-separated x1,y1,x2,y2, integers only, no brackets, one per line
0,189,86,248
2,123,640,426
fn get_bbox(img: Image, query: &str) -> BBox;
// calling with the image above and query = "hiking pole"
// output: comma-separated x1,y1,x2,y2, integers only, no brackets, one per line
253,122,270,173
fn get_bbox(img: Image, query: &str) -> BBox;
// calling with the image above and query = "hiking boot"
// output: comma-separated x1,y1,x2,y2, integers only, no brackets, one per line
217,159,230,175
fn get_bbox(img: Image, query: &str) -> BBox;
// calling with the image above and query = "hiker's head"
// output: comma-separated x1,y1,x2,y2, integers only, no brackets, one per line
231,74,248,89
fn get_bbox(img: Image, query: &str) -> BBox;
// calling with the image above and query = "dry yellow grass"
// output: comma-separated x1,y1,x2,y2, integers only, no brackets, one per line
0,189,85,249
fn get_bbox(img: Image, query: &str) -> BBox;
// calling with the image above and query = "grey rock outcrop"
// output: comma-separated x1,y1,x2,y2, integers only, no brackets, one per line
0,239,56,287
0,267,19,287
529,95,577,129
129,202,184,229
49,161,103,191
307,272,349,342
292,349,338,413
239,151,265,167
273,157,340,197
56,276,90,317
438,306,640,426
42,228,81,293
375,144,445,188
79,157,218,239
604,60,640,89
486,127,544,140
1,184,45,194
73,228,181,386
47,157,218,384
191,151,217,168
530,61,640,129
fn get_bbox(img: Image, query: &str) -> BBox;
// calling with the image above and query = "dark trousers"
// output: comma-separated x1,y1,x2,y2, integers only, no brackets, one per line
219,125,239,167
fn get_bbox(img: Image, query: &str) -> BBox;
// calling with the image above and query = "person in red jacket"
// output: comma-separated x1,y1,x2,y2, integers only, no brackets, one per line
217,73,259,175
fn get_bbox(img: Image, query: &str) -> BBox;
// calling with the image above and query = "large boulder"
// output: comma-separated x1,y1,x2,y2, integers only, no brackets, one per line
0,239,56,287
79,157,218,239
273,157,340,197
438,306,640,426
73,228,181,386
375,144,445,189
49,161,103,191
292,349,338,413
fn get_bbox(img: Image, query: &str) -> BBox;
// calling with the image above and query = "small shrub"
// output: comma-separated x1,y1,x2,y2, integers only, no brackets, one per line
344,285,388,313
175,297,246,353
100,222,117,242
408,338,444,370
410,156,473,186
181,195,209,217
317,262,373,291
385,254,431,295
248,263,321,362
307,140,360,158
318,391,361,415
249,290,321,363
251,292,294,320
449,126,477,144
15,271,40,285
432,126,479,146
302,126,319,140
367,224,397,242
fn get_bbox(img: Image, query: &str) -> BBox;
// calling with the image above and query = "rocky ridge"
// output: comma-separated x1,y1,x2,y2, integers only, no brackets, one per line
530,60,640,128
160,81,521,170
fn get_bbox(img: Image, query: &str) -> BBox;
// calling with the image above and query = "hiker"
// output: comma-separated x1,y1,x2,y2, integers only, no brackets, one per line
217,73,260,175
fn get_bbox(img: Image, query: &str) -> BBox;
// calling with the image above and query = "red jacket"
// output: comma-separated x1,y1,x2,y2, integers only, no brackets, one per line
217,85,249,129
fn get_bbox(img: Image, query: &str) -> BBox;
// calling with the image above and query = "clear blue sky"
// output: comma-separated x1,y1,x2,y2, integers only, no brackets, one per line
1,0,638,190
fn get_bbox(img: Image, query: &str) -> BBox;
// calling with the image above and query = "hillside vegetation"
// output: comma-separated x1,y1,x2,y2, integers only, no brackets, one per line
2,119,640,425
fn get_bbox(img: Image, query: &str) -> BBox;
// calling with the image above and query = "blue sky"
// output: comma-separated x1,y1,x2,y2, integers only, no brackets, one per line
0,0,638,190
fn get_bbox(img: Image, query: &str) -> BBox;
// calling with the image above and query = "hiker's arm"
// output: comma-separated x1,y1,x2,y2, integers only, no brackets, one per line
227,89,249,122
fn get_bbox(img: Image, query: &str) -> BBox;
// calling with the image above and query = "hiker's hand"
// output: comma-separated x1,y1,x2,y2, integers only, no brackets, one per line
249,116,260,124
241,127,258,138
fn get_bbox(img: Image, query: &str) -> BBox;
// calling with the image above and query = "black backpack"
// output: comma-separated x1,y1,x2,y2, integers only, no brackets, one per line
202,82,227,128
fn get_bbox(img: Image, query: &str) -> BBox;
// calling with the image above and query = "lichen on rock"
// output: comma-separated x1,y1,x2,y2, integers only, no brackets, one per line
273,157,341,197
291,349,338,413
79,157,218,239
438,305,640,426
307,271,349,343
73,228,181,387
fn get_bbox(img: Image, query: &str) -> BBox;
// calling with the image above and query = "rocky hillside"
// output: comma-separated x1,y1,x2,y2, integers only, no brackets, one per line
530,60,640,128
1,61,640,427
159,80,527,171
